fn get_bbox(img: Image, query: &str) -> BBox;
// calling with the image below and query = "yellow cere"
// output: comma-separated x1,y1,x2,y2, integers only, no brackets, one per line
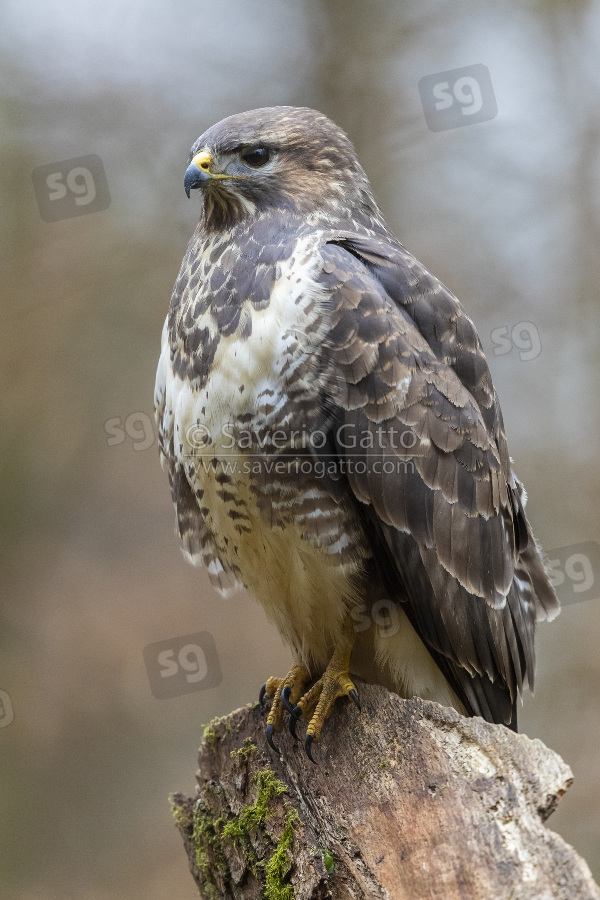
192,150,212,171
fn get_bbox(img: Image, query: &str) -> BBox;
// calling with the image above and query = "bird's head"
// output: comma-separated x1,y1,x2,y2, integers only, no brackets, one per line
184,106,381,231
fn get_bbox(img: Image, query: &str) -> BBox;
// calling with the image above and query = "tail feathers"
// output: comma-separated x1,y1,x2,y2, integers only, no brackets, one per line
521,527,561,623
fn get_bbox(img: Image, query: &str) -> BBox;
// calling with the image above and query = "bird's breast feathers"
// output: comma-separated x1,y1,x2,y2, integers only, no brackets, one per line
156,230,368,669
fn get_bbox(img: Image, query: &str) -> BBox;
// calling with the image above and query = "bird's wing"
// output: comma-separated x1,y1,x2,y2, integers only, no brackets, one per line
312,236,558,726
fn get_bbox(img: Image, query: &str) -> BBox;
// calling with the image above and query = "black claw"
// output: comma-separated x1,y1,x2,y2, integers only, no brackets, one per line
266,723,279,753
289,707,302,740
259,683,267,707
349,688,361,711
304,733,317,764
281,685,294,714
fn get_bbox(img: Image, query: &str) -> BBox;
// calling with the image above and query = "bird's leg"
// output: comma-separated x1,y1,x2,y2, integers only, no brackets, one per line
290,641,360,762
259,663,310,752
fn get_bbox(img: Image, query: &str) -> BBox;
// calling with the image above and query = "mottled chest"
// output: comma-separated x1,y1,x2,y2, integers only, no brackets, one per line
158,225,372,666
172,232,329,460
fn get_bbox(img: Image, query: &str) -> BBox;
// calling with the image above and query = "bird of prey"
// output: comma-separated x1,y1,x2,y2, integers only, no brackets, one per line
155,106,559,761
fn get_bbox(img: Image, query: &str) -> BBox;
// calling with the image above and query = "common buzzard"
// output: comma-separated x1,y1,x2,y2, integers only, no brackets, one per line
154,106,559,760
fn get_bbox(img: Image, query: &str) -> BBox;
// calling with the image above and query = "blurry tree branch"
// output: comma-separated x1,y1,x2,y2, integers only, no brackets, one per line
172,684,600,899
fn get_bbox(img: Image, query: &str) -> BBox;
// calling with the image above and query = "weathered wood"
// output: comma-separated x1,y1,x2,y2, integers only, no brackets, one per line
171,683,600,899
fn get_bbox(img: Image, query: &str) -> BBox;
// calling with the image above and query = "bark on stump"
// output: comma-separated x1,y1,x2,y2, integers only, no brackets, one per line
171,683,600,899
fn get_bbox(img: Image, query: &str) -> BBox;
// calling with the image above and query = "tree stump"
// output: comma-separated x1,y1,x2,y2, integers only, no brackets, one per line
171,683,600,899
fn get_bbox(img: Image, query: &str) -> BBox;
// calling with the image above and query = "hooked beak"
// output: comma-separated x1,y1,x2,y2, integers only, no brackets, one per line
184,150,213,198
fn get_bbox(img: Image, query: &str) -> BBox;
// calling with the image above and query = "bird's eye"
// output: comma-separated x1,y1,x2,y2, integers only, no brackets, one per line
240,146,271,168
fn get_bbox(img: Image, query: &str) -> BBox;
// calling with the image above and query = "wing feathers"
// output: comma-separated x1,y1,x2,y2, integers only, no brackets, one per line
317,238,558,726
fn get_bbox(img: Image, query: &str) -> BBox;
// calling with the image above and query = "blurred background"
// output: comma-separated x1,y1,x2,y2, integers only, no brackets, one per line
1,0,599,896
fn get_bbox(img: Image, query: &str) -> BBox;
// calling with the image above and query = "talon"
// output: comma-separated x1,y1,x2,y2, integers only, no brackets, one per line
266,723,279,754
304,733,317,764
281,685,294,713
259,683,267,707
260,666,311,755
349,688,361,711
292,646,358,749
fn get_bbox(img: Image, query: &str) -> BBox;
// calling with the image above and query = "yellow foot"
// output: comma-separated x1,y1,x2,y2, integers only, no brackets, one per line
290,648,360,763
259,664,310,753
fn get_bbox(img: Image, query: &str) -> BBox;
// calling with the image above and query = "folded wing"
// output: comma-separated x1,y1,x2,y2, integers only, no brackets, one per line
313,237,559,727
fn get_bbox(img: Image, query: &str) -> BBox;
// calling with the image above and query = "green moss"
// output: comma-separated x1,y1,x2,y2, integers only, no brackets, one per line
222,766,299,897
264,808,299,900
201,713,235,750
230,738,259,762
201,721,219,750
378,760,388,769
193,800,229,899
188,765,300,899
222,768,287,843
169,795,193,831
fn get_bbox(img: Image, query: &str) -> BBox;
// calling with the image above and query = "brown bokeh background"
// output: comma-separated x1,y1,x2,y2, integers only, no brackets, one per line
1,1,599,896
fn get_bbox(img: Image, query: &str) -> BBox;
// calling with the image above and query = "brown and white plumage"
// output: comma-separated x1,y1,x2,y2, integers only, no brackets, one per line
155,106,559,735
